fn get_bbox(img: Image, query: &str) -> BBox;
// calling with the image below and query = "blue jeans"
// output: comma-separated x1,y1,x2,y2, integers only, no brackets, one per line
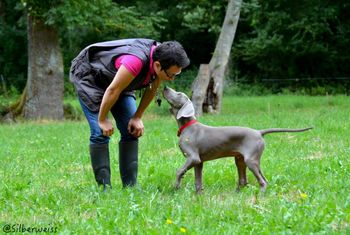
79,94,138,144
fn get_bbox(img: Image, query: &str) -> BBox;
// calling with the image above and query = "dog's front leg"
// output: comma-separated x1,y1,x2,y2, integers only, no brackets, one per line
194,163,203,193
175,153,201,190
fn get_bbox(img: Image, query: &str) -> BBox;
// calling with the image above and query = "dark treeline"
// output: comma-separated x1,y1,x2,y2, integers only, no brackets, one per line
1,0,349,94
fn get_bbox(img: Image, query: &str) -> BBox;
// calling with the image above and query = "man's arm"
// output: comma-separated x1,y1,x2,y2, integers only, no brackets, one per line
98,65,135,136
128,77,161,137
136,77,161,118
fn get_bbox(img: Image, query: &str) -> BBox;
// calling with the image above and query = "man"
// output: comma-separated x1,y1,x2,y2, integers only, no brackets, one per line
70,38,190,190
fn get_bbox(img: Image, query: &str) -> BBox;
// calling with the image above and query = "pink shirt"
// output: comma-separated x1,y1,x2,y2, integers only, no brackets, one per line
114,45,156,85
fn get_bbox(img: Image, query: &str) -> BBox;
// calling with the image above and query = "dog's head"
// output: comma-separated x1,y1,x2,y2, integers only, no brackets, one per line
163,86,195,119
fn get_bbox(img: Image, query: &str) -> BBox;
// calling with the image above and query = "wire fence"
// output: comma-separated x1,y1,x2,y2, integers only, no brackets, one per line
168,73,350,95
1,72,349,97
261,77,350,95
262,77,350,82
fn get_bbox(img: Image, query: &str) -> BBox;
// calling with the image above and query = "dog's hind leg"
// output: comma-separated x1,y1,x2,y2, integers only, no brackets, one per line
245,154,268,192
235,155,247,192
194,163,203,193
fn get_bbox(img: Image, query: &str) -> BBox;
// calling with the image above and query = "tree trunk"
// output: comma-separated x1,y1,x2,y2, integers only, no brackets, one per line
191,0,241,114
23,14,64,120
191,64,210,116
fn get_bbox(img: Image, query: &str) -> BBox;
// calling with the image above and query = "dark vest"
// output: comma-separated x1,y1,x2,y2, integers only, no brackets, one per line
69,38,158,112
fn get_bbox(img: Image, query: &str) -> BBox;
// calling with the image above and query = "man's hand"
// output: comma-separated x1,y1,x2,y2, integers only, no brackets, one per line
98,65,135,137
99,119,115,137
128,117,144,138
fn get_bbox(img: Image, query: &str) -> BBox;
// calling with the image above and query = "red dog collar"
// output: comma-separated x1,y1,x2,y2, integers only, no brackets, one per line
177,120,198,137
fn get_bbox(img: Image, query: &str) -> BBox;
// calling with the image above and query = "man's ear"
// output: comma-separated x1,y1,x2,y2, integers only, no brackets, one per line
153,61,161,73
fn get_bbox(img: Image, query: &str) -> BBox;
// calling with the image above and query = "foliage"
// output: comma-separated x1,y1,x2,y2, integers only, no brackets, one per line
0,1,27,91
223,78,350,96
0,0,168,92
1,95,350,233
1,0,350,93
115,0,225,65
180,1,223,34
233,0,350,81
165,0,225,65
20,0,63,21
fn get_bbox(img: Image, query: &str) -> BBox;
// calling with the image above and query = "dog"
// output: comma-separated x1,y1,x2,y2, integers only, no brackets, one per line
162,86,312,193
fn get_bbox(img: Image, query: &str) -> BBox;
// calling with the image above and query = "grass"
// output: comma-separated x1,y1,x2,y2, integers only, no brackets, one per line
0,94,349,234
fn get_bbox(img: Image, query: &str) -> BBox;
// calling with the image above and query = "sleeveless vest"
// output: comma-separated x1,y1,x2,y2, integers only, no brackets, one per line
69,38,158,112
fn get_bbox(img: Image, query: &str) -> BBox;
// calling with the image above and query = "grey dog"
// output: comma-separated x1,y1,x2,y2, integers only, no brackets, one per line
163,86,312,193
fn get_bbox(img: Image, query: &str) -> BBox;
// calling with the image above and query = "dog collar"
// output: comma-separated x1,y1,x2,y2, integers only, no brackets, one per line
177,120,198,137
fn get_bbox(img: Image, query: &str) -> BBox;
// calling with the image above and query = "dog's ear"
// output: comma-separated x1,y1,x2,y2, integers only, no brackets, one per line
176,100,195,119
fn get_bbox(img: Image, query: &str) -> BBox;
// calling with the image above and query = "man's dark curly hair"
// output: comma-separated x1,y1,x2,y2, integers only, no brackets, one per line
153,41,190,70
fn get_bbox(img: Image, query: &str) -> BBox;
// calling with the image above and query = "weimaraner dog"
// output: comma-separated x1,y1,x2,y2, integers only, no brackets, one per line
163,86,312,193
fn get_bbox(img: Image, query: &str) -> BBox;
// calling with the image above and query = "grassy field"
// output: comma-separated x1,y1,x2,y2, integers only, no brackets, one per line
0,95,349,234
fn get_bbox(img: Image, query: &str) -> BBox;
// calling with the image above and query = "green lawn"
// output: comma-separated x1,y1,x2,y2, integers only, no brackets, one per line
1,95,349,234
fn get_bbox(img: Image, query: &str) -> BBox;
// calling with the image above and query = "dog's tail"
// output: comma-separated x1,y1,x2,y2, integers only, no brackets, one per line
259,127,313,136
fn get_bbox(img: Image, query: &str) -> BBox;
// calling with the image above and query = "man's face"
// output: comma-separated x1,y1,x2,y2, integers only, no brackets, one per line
162,65,182,81
154,62,182,81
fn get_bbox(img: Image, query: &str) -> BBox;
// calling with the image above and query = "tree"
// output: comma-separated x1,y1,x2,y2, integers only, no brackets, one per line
23,12,64,119
3,0,165,121
192,0,242,115
3,0,65,120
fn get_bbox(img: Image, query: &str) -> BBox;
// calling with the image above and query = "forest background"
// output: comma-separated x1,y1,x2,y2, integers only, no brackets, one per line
1,0,349,98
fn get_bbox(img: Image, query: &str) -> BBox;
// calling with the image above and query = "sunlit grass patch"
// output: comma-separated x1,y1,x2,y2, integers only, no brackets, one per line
1,95,349,234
